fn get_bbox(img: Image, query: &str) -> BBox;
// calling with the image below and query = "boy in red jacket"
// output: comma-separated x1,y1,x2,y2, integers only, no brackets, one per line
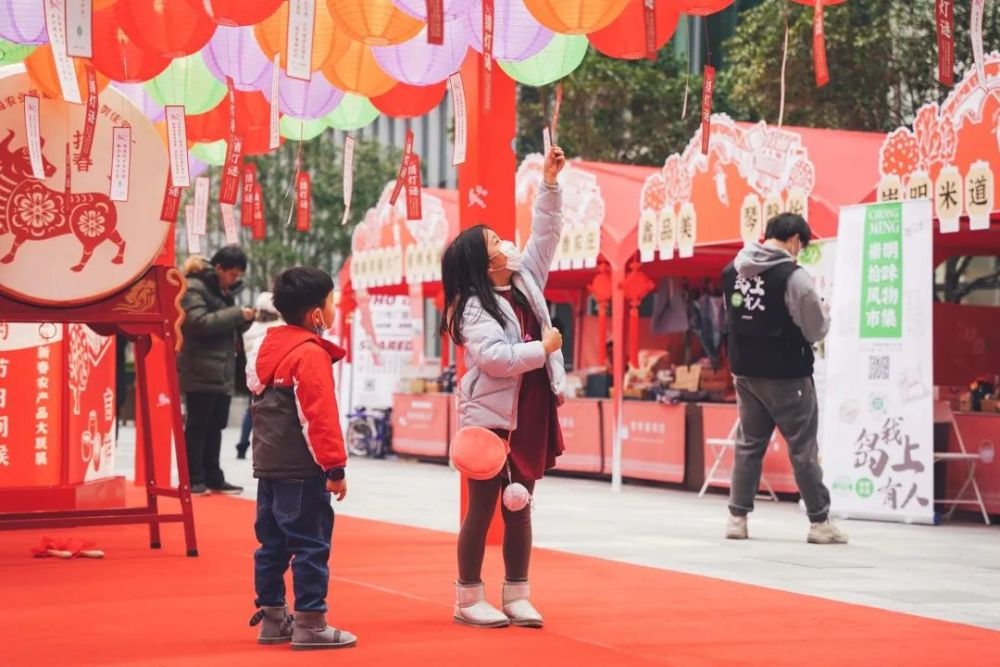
246,267,357,650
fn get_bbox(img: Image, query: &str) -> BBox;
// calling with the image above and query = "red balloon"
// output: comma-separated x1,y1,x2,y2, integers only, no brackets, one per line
371,80,448,119
678,0,735,16
116,0,217,58
205,0,284,26
90,6,171,82
590,0,680,60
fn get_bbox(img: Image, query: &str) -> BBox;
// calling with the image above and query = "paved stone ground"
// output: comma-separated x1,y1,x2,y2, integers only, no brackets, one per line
115,424,1000,631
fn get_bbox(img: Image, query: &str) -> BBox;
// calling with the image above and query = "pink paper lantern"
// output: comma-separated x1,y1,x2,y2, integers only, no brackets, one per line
392,0,474,19
202,25,274,92
466,0,553,62
114,82,166,122
264,71,346,120
0,0,49,45
372,18,471,86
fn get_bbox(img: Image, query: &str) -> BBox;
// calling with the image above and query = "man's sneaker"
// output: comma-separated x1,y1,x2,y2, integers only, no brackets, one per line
725,515,749,540
209,482,244,495
190,484,210,496
807,519,849,544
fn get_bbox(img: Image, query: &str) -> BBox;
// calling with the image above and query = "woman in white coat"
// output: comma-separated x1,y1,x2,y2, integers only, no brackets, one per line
441,146,567,629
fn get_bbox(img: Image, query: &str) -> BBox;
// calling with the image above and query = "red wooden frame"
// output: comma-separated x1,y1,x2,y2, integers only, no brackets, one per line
0,265,198,556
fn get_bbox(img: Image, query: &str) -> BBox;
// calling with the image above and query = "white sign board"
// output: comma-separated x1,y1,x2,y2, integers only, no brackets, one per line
822,200,934,524
349,294,413,411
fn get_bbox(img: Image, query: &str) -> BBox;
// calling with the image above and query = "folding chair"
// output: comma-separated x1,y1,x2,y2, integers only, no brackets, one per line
933,402,991,525
698,418,778,502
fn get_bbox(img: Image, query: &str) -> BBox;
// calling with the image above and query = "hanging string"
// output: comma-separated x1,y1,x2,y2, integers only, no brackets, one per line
778,0,789,127
681,36,690,119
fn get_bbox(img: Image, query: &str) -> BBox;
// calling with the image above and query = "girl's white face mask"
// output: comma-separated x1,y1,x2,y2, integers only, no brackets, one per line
489,240,523,273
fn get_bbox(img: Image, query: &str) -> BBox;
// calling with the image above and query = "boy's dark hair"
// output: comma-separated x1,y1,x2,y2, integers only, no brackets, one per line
272,267,334,326
210,245,248,271
764,213,812,247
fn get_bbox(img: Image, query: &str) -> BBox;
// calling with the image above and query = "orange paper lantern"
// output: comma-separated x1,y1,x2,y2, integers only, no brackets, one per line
371,80,448,118
116,0,217,58
205,0,284,26
24,45,111,100
677,0,735,16
589,0,680,60
91,6,171,82
255,0,339,72
321,33,396,97
325,0,424,46
524,0,629,35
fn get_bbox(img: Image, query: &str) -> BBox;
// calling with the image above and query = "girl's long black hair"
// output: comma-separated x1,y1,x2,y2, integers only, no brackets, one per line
440,224,508,345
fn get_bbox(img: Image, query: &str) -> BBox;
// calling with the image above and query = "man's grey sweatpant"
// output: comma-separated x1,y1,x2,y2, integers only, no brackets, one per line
728,375,831,523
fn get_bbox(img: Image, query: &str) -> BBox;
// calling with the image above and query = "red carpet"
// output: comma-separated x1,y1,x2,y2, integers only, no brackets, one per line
2,495,998,667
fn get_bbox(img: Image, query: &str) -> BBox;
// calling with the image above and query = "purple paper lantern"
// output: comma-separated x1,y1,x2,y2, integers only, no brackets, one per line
392,0,474,20
189,155,210,180
0,0,49,45
113,82,165,123
202,25,274,92
466,0,552,62
264,71,345,120
372,18,470,86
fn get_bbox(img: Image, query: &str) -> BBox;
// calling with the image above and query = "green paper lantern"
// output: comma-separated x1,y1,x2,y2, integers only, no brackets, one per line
498,34,587,87
325,94,380,131
0,39,35,66
145,53,227,115
281,116,329,141
190,140,228,166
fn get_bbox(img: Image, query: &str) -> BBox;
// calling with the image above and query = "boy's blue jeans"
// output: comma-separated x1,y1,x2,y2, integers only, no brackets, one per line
254,475,334,612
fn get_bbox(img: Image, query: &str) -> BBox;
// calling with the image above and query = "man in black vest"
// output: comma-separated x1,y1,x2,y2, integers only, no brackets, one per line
722,213,848,544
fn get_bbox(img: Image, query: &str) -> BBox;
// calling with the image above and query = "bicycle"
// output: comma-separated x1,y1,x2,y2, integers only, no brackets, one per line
346,406,393,459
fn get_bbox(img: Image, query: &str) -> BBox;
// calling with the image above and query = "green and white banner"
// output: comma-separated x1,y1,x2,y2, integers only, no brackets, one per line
822,200,934,524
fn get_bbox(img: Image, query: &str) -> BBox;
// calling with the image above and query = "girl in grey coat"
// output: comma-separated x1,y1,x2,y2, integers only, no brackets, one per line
441,146,567,630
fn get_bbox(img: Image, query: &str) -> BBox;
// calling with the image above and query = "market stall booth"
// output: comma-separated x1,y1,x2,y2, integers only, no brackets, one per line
337,184,460,460
628,114,885,494
821,54,1000,524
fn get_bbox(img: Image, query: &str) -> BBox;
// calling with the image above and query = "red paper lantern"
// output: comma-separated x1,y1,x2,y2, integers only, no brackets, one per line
185,105,229,143
116,0,217,58
678,0,735,16
243,125,284,155
91,6,171,82
589,0,680,60
205,0,284,26
789,0,848,4
371,80,448,118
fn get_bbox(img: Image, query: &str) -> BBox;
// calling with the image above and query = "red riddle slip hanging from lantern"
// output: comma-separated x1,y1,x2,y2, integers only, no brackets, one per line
812,0,828,87
700,64,715,155
160,175,182,223
644,0,657,60
252,183,266,240
79,66,99,169
390,129,415,205
241,163,257,227
427,0,445,45
220,77,244,204
936,0,954,87
406,153,423,220
296,172,311,232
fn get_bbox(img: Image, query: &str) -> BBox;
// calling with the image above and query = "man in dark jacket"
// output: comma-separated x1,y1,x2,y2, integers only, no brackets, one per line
179,245,255,495
722,213,847,544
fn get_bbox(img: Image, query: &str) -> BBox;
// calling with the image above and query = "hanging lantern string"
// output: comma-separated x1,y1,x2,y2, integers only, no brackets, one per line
284,126,306,227
681,38,690,119
778,0,789,127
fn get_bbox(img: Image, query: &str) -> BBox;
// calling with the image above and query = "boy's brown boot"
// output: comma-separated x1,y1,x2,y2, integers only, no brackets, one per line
249,605,294,644
290,611,358,650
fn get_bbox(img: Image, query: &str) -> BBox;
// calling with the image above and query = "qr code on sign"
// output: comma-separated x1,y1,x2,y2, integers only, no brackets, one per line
868,355,890,380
